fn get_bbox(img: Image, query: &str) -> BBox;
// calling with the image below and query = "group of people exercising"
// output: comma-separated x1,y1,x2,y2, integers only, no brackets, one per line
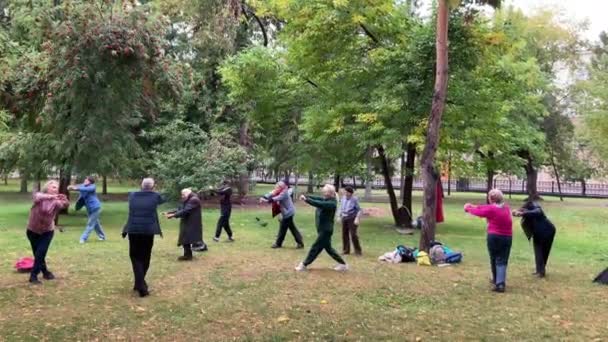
25,176,554,296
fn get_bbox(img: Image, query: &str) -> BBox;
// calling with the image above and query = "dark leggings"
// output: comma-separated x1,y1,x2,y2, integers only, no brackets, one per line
129,234,154,292
533,229,555,276
487,234,512,285
215,206,233,238
275,216,304,247
26,230,54,279
303,229,345,266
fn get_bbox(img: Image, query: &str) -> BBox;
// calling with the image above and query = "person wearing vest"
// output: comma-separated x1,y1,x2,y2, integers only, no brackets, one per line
122,178,165,297
465,189,513,293
339,186,363,255
295,184,348,272
260,181,304,249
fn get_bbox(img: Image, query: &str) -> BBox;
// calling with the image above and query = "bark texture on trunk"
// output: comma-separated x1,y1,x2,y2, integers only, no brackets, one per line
364,146,373,201
20,172,28,193
377,145,407,226
237,120,252,200
401,143,416,227
419,0,449,252
307,171,314,193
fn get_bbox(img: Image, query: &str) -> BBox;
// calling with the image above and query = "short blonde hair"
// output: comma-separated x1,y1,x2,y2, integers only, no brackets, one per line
322,184,336,197
488,189,504,204
42,180,59,193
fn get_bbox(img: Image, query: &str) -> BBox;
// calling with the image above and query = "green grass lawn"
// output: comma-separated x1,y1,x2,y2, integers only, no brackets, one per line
0,183,607,341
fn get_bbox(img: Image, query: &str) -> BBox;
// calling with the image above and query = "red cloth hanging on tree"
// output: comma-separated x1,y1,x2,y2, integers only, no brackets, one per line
436,180,444,223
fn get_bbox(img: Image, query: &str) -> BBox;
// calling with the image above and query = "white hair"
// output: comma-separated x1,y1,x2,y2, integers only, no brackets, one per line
141,178,155,190
42,180,59,193
181,188,192,196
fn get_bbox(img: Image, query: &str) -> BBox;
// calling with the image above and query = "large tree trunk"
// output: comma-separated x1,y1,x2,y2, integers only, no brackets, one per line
237,120,252,200
19,171,27,194
333,173,341,191
521,152,540,201
581,179,587,196
485,168,495,204
419,0,449,252
364,146,373,201
401,143,416,227
377,145,407,226
307,171,314,193
549,150,564,201
102,175,108,195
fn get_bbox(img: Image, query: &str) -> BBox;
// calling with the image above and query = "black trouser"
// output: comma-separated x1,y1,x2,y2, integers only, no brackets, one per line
303,228,345,266
215,205,233,238
26,230,54,279
533,229,555,276
129,234,154,291
275,215,303,247
487,234,512,285
342,217,362,255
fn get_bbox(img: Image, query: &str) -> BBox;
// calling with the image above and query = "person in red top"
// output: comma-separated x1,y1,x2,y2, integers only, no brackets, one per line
26,180,70,284
464,189,513,293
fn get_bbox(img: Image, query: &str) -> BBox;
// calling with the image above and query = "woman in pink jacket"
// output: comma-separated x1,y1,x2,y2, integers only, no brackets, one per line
464,189,513,293
27,180,70,284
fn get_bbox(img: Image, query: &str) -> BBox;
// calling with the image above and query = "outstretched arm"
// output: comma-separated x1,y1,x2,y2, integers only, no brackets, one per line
304,196,336,210
464,204,491,218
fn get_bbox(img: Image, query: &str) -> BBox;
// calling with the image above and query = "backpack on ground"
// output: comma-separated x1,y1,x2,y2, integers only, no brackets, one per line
444,251,463,264
396,245,416,263
14,257,34,273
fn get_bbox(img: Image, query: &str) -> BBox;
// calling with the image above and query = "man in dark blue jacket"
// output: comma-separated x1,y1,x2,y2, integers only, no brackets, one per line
122,178,165,297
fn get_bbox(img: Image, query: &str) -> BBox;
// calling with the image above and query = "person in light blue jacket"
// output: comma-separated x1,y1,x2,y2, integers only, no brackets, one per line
69,176,106,243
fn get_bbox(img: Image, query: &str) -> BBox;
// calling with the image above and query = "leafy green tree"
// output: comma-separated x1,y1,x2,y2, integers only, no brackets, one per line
147,119,246,197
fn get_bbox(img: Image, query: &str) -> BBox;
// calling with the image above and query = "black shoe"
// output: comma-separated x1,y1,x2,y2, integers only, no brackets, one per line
42,272,55,280
342,252,350,255
227,237,235,242
192,244,208,252
178,255,193,261
138,289,150,297
271,244,282,249
29,277,42,285
492,283,506,293
296,244,304,249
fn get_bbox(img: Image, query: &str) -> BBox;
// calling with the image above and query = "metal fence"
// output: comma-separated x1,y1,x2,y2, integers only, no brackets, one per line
252,172,608,198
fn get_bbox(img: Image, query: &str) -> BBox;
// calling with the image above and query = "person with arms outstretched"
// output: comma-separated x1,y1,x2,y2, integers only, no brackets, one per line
295,184,348,272
68,176,106,243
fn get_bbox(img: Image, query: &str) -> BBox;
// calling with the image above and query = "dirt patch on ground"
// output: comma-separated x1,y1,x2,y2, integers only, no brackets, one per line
361,207,389,218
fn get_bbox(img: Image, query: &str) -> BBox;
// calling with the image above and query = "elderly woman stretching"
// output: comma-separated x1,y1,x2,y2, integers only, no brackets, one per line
26,180,70,284
465,189,513,293
296,184,348,272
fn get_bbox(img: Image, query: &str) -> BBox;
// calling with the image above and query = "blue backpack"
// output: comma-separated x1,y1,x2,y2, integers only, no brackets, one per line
396,245,416,263
444,252,463,264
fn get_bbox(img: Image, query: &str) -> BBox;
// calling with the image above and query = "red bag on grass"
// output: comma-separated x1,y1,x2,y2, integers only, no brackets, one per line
15,257,34,273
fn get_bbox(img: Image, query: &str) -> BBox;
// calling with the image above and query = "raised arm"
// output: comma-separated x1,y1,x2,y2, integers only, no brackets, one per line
76,184,96,193
172,198,200,218
519,204,543,218
465,204,491,218
305,196,337,210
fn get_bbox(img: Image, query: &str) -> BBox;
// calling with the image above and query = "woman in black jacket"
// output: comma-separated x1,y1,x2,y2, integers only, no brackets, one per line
513,201,556,278
166,189,203,261
122,178,165,297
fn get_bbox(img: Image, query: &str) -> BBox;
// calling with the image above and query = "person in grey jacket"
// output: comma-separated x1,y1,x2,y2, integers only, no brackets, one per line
260,181,304,249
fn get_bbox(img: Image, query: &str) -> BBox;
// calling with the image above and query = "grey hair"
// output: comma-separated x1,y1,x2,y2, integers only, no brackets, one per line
42,180,59,193
141,178,155,190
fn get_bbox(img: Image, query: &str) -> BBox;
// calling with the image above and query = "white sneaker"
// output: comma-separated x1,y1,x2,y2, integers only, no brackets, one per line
213,237,220,242
295,262,307,272
79,239,86,244
334,264,349,272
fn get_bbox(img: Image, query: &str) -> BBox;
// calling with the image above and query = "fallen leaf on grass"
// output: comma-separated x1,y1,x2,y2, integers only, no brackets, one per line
277,315,290,323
